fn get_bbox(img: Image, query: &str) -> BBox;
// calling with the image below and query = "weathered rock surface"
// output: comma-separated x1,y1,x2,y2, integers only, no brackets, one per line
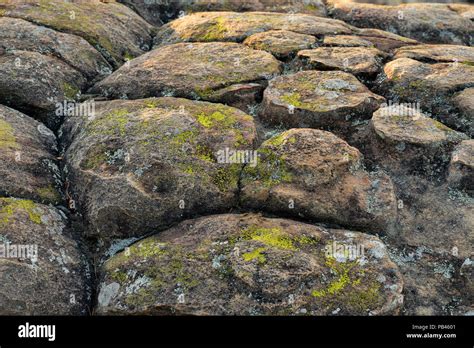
452,88,474,137
241,129,398,235
0,105,61,205
0,0,154,68
260,70,385,130
91,42,281,109
394,44,474,64
297,46,387,75
153,11,353,46
448,140,474,194
369,106,467,177
96,213,403,315
377,58,474,135
326,1,474,45
0,198,89,314
61,97,257,242
243,29,316,59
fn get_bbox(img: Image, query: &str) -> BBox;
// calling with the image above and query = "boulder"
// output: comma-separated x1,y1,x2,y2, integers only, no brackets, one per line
0,198,89,314
394,44,474,64
0,105,61,205
61,97,257,242
448,140,473,194
241,129,398,235
259,70,385,130
91,42,282,111
96,213,403,315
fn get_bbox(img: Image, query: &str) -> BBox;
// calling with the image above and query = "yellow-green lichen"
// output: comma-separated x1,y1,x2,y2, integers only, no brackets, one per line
0,119,20,149
87,108,130,137
281,93,302,108
242,247,266,264
62,82,80,100
0,198,42,226
241,226,296,251
200,17,228,41
36,185,61,203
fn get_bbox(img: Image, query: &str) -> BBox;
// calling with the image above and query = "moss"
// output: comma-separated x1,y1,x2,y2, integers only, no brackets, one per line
241,226,296,251
36,185,61,203
0,119,20,149
200,16,228,41
242,247,266,264
281,93,302,108
111,270,128,284
243,147,293,188
265,132,296,147
461,61,474,66
62,82,80,100
87,108,130,137
0,9,6,16
0,198,42,226
81,145,108,170
123,51,134,61
212,164,241,192
196,111,236,129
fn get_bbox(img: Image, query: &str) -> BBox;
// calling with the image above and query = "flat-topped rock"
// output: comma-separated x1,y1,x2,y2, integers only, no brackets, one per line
260,70,385,129
324,30,418,52
0,105,61,205
378,58,474,135
154,11,353,46
0,198,89,314
394,45,474,64
96,213,403,315
61,97,257,243
297,46,386,75
241,129,398,235
326,1,473,45
91,42,281,109
0,0,154,68
243,30,316,59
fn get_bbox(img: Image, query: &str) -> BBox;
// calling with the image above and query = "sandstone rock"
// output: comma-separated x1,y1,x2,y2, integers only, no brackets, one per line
96,213,403,315
0,105,61,205
449,4,474,21
260,70,385,130
326,1,474,45
369,106,467,177
243,30,316,59
452,88,474,137
241,129,398,235
91,42,281,109
297,46,387,75
0,198,89,314
117,0,164,26
460,257,473,302
394,44,474,64
0,50,87,130
0,17,112,81
0,0,154,68
324,30,418,52
61,97,257,242
323,35,374,48
377,58,474,135
153,11,353,46
448,140,473,194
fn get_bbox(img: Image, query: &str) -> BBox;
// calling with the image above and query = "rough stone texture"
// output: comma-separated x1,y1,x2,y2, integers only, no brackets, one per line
0,198,89,315
326,1,474,45
448,140,474,194
243,30,316,59
153,11,353,46
241,129,398,236
260,70,385,130
394,44,474,64
353,28,419,51
0,105,61,205
91,42,281,110
61,97,257,243
377,58,474,135
297,46,387,75
96,214,403,315
0,0,154,68
452,88,474,137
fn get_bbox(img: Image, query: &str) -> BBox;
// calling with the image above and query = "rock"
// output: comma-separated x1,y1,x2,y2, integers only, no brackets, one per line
241,129,398,235
0,105,61,205
394,45,474,64
297,47,387,75
243,30,316,59
0,17,112,81
153,11,353,46
0,198,89,314
324,30,418,52
91,42,281,110
96,213,403,315
460,258,473,302
449,4,474,21
448,140,473,194
369,106,467,177
377,58,474,135
0,0,154,68
452,88,474,137
259,70,385,130
326,1,474,45
117,0,164,26
0,50,87,130
61,97,257,243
